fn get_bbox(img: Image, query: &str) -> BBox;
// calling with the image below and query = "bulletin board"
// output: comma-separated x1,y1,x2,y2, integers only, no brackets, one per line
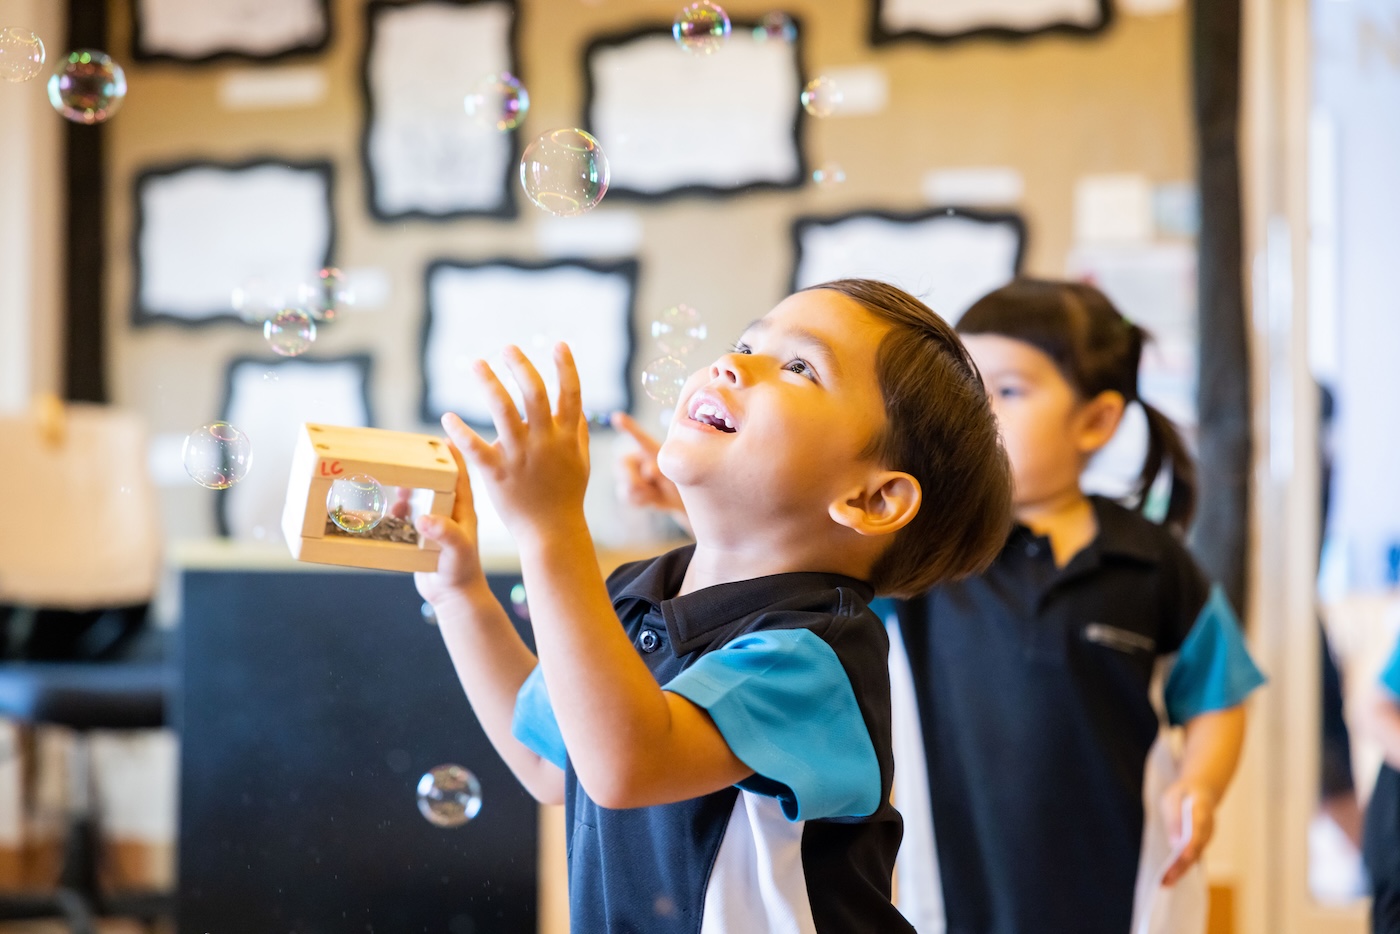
132,0,332,63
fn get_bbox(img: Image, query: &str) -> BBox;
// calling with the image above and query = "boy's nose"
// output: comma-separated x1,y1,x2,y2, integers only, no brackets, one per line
711,355,744,385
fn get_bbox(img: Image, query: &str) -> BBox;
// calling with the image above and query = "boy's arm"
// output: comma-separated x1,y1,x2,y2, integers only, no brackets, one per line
450,346,752,810
415,443,564,805
1158,704,1247,886
1364,687,1400,771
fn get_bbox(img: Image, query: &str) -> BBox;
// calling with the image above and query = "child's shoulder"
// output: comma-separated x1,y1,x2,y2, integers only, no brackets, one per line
1091,495,1200,570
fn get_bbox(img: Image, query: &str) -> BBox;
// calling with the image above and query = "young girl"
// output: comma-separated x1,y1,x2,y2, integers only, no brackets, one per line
614,278,1266,934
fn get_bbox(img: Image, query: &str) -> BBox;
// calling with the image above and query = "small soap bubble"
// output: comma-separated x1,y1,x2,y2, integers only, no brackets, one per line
812,163,846,188
464,72,529,132
752,12,796,43
416,765,482,828
46,49,126,124
673,1,731,55
300,267,354,322
651,305,707,356
520,128,609,217
182,422,252,490
509,582,530,622
0,28,45,82
327,475,388,534
263,308,316,357
421,601,438,625
641,356,688,407
800,76,841,118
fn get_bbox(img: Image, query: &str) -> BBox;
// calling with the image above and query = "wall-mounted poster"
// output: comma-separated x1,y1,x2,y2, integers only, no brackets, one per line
421,260,637,426
871,0,1111,43
584,21,805,198
133,0,330,63
133,160,334,325
218,355,373,540
361,0,519,221
791,209,1026,323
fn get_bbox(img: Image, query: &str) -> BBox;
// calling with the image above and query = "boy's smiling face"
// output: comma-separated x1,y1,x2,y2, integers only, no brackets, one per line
657,289,893,523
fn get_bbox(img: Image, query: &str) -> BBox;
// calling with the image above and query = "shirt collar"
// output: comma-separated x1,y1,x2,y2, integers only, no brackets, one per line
1004,495,1162,568
613,544,875,655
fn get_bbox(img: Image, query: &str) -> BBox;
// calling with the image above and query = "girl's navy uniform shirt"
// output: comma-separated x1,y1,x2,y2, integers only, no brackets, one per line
889,496,1265,934
511,545,914,934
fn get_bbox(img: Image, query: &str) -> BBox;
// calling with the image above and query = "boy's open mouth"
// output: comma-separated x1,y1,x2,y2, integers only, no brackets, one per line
687,397,738,433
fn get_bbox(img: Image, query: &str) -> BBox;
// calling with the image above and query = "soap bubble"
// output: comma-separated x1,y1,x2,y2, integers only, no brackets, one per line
800,76,841,118
300,267,354,322
263,308,316,357
812,163,846,188
509,582,530,622
520,128,609,217
641,356,688,407
752,12,796,43
326,475,387,534
182,422,252,490
464,72,529,132
651,305,707,356
46,49,126,124
673,2,731,54
0,28,45,82
417,765,482,828
421,602,438,625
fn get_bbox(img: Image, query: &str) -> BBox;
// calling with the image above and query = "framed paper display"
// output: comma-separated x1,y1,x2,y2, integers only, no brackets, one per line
361,0,520,221
790,209,1026,324
217,355,374,539
421,260,638,427
132,160,335,325
584,21,805,198
871,0,1112,44
133,0,331,64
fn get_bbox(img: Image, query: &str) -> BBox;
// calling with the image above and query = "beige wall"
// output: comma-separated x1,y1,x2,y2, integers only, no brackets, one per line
102,0,1193,541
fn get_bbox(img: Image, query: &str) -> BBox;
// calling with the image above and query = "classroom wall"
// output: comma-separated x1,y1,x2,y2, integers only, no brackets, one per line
97,0,1195,544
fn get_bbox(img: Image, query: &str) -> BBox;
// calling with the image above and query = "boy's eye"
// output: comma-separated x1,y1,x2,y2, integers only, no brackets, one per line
995,386,1023,399
731,342,752,355
785,359,817,381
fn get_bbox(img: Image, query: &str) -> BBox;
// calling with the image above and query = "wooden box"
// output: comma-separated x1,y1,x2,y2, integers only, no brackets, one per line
281,423,456,573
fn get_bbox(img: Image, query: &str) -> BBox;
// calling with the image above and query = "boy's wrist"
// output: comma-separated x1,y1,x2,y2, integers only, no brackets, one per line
429,579,499,621
514,512,592,557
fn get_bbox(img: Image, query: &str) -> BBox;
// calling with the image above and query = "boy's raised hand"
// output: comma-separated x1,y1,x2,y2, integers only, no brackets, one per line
453,343,591,544
611,411,685,517
413,433,487,606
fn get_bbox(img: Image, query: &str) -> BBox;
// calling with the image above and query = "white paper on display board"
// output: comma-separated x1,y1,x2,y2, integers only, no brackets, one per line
136,0,326,58
364,0,516,217
221,358,370,543
877,0,1104,36
422,263,635,428
137,164,331,322
793,212,1023,323
588,29,802,194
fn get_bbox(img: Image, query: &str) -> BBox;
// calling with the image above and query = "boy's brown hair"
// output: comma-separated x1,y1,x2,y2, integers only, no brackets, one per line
804,279,1012,598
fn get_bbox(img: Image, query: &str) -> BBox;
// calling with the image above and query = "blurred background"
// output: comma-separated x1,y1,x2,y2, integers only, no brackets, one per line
0,0,1391,931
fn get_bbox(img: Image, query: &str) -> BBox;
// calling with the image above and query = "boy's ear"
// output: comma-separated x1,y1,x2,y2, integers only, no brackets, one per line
1074,390,1127,455
829,471,922,538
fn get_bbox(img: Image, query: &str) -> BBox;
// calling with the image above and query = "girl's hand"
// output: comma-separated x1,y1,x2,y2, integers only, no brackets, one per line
451,343,591,546
611,411,689,531
1158,782,1216,886
414,437,489,607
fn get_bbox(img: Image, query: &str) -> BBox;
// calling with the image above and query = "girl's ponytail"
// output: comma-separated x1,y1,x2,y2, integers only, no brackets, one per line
1137,399,1197,530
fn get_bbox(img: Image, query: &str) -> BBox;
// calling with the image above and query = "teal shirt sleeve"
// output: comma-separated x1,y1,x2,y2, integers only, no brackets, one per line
1380,638,1400,698
1164,584,1268,726
664,628,882,823
510,665,567,770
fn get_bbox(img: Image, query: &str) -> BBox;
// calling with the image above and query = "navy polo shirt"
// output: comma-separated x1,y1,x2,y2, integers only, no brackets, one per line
1364,639,1400,909
511,545,913,934
890,496,1264,934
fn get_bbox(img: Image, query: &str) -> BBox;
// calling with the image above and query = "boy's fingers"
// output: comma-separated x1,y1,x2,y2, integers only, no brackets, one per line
555,343,583,425
611,411,662,455
502,346,552,431
472,360,525,448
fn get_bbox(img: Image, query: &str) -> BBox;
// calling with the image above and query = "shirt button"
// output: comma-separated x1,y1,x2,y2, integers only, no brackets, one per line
638,629,661,653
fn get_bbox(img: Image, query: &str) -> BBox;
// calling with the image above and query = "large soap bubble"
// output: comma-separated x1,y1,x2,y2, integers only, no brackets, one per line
182,422,252,490
0,28,45,82
519,128,609,217
47,49,126,124
673,1,731,55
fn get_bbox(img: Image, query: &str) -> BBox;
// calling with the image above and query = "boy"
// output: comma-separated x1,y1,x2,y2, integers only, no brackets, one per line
414,279,1011,932
1364,635,1400,933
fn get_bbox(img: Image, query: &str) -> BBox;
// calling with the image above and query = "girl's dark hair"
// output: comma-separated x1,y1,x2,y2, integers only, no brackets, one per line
956,278,1197,530
803,279,1013,597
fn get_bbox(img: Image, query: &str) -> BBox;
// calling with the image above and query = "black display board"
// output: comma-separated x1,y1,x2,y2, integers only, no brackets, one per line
178,569,538,933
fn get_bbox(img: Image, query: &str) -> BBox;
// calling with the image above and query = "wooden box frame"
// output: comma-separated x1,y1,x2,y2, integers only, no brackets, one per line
282,423,456,572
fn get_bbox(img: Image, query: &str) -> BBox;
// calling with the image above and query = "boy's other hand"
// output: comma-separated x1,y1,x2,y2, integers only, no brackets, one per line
611,411,686,519
1158,782,1216,886
414,435,488,606
455,343,591,543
